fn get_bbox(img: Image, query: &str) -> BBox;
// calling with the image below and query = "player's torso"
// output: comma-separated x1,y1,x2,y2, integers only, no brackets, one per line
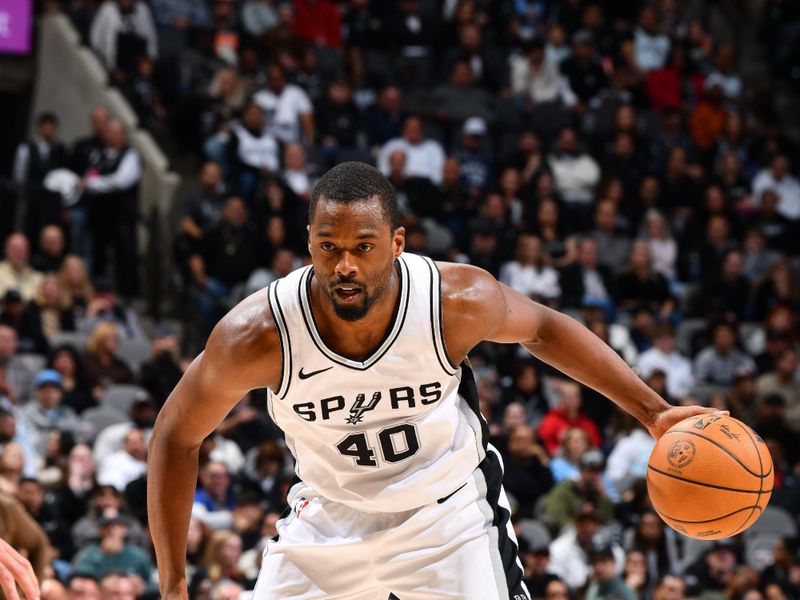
266,253,487,512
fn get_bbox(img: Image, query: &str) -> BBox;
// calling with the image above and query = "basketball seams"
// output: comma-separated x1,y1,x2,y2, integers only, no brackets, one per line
729,424,766,537
647,465,771,494
662,429,769,479
655,504,763,524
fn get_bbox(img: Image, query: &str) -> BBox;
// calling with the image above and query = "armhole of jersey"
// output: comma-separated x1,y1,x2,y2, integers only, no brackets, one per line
423,256,459,376
268,280,292,399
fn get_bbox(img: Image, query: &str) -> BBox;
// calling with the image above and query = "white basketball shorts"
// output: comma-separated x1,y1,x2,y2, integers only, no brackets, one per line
252,449,531,600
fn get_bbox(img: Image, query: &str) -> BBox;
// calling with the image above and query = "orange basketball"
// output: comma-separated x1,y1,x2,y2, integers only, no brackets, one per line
646,414,773,540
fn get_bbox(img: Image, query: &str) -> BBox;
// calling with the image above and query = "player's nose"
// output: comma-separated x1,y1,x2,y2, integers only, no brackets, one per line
335,251,358,278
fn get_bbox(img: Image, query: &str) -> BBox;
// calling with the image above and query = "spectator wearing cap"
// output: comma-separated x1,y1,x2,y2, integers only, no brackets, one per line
637,324,694,401
72,513,153,588
585,543,637,600
548,128,601,233
21,370,82,460
522,538,560,599
96,428,147,492
540,450,614,533
0,288,49,355
694,322,757,386
538,381,601,456
547,502,625,590
0,234,45,303
454,117,494,196
138,323,183,410
378,116,445,185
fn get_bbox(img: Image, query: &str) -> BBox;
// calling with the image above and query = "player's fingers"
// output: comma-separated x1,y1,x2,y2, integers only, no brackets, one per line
0,562,22,600
0,544,38,600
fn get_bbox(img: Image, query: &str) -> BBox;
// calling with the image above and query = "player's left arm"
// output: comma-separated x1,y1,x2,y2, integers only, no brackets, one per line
438,263,722,439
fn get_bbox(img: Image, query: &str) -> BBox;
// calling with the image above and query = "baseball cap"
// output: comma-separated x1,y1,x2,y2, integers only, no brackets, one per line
463,116,488,137
589,543,615,562
35,369,63,389
579,449,604,471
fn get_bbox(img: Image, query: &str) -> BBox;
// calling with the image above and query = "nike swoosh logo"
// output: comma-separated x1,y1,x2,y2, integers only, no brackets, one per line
437,482,467,504
298,366,334,380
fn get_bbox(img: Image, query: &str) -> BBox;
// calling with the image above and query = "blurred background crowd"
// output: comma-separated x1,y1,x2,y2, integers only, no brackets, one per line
1,0,800,598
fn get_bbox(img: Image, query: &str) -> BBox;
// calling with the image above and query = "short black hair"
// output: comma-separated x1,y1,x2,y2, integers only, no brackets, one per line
310,161,398,228
37,112,58,126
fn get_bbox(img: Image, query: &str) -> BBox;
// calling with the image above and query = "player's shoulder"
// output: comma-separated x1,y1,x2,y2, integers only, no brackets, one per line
204,286,281,371
436,261,505,308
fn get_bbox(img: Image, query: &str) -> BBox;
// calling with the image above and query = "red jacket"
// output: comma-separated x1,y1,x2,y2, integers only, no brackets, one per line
293,0,342,49
537,407,602,456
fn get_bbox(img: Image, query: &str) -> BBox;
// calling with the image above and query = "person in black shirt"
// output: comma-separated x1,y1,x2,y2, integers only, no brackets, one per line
189,197,263,337
70,106,111,177
560,31,609,108
316,78,363,167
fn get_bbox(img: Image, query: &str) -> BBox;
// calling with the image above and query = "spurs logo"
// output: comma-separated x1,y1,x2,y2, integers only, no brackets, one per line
346,392,382,425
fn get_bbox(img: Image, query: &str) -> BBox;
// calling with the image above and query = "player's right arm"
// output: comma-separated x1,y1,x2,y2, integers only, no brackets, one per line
147,289,282,599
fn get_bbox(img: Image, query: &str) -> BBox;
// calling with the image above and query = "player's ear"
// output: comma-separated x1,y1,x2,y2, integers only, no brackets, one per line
392,226,405,258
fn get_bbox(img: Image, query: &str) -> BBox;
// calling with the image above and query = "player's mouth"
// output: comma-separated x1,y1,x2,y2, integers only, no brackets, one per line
334,285,363,303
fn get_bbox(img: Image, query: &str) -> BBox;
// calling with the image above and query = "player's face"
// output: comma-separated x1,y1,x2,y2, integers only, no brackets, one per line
309,197,404,322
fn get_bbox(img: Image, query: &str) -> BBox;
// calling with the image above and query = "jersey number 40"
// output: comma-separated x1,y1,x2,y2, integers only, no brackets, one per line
336,424,421,467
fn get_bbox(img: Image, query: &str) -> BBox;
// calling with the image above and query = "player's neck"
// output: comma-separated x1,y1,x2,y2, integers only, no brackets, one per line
311,268,401,360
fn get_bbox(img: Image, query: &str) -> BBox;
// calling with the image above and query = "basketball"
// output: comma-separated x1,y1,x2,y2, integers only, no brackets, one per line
647,414,773,540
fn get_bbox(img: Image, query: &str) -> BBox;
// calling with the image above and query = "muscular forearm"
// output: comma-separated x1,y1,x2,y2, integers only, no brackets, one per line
147,428,201,597
524,309,669,428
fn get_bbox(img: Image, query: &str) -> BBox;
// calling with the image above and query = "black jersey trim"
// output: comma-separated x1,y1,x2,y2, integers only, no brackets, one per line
459,361,490,451
268,280,292,399
422,257,458,376
478,449,530,599
297,256,411,371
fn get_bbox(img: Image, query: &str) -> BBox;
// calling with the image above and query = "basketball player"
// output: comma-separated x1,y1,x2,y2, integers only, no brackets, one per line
148,163,721,600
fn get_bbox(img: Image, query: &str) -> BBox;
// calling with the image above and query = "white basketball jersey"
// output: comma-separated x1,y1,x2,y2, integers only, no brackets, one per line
266,253,488,512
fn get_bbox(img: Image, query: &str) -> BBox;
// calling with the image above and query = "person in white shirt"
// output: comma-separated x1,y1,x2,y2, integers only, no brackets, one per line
633,5,670,72
604,423,656,495
642,209,677,281
548,504,625,591
377,115,446,185
637,324,694,400
549,127,600,231
500,234,560,303
511,39,571,106
90,0,158,80
227,101,279,201
281,142,313,200
704,43,742,103
752,155,800,221
253,64,314,145
81,120,142,298
96,427,148,491
0,234,44,303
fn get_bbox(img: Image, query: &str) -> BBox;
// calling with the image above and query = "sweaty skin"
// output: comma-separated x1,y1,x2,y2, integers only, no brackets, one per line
147,197,719,599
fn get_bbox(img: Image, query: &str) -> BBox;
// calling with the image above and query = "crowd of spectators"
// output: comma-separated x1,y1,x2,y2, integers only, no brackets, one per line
2,0,800,598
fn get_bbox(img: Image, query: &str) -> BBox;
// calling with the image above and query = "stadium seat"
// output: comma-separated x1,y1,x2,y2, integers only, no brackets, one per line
518,518,551,551
101,384,148,414
48,331,88,352
676,318,708,357
116,338,151,375
16,353,46,377
81,405,129,439
744,506,797,538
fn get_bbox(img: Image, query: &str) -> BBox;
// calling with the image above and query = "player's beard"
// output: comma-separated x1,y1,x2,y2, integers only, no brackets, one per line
323,260,396,322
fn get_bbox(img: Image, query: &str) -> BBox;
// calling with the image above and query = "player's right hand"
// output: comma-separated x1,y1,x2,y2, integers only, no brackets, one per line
0,537,39,600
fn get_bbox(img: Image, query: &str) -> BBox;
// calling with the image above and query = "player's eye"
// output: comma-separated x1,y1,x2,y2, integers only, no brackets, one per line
320,242,335,252
358,244,374,252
